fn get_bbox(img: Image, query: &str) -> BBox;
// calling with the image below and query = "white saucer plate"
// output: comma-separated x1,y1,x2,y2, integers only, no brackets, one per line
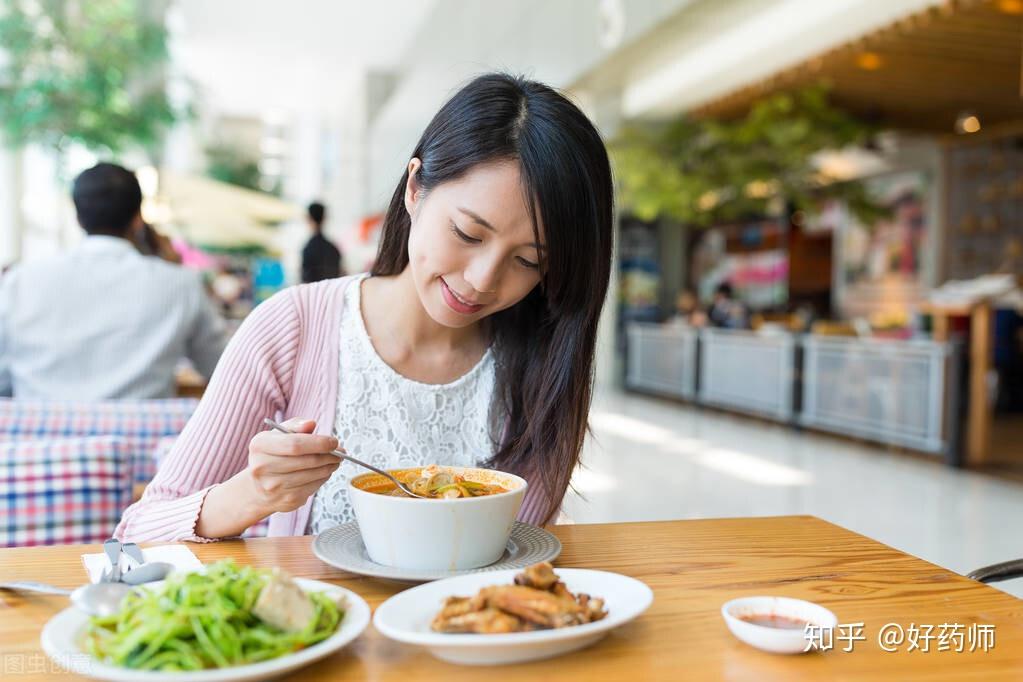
373,567,653,665
313,521,561,582
721,595,839,655
41,578,371,682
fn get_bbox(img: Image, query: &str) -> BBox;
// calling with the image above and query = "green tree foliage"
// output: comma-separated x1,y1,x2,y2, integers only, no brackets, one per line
611,85,886,226
0,0,180,156
205,143,264,193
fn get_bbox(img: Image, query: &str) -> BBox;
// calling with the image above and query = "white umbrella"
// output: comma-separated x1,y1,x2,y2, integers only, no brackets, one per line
151,170,299,252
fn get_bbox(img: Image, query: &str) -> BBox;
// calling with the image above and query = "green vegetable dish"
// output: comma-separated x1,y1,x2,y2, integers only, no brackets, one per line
83,560,345,671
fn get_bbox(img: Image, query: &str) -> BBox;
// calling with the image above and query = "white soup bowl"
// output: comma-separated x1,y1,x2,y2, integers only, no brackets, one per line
348,466,527,571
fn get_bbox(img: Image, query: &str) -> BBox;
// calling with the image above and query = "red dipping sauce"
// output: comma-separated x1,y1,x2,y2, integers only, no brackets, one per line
738,613,810,630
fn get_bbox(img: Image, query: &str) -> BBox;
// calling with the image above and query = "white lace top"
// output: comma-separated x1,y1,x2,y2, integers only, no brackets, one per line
307,275,499,533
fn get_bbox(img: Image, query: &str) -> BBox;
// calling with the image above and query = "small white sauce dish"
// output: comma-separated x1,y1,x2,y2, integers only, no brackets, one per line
721,596,838,654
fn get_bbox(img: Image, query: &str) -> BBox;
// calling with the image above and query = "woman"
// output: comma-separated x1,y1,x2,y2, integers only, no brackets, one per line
116,73,614,541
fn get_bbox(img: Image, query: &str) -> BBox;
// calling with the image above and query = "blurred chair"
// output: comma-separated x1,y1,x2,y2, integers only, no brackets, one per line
0,398,198,484
967,560,1023,584
0,436,134,547
810,320,858,337
751,312,801,332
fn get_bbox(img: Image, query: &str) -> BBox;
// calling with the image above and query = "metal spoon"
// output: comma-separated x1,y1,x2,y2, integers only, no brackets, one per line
0,562,173,616
263,418,430,498
0,581,132,617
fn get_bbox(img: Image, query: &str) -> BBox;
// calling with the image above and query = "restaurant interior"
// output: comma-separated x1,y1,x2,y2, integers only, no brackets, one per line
1,0,1022,679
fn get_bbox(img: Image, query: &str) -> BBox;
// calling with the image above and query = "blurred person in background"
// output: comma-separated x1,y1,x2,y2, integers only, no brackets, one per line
667,289,707,327
300,201,343,283
707,282,750,329
0,162,227,400
135,221,183,264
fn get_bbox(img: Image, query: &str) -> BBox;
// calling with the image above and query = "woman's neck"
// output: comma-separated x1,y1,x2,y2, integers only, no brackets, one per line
362,269,485,357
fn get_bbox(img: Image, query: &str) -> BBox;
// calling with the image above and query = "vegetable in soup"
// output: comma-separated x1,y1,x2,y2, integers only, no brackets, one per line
363,465,509,499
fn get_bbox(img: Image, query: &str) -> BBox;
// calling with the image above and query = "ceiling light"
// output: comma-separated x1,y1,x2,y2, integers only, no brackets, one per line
955,111,981,134
812,147,891,181
855,52,883,71
997,0,1023,15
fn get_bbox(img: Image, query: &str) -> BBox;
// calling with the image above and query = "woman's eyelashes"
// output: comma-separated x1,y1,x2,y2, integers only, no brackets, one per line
450,221,539,270
450,222,481,244
516,256,539,270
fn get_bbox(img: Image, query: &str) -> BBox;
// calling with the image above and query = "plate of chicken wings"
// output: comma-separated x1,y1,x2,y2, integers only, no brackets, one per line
372,562,653,665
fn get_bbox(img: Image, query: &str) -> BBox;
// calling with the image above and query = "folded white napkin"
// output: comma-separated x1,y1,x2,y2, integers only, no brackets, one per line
81,544,203,584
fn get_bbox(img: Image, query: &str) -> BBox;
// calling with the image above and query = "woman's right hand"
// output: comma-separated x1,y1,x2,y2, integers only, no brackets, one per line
243,418,341,515
195,418,340,539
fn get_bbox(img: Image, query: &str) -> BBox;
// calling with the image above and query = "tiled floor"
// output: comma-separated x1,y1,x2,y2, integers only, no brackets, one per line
563,389,1023,599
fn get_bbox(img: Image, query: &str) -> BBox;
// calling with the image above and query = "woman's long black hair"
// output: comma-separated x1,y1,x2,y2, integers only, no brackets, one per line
371,73,614,524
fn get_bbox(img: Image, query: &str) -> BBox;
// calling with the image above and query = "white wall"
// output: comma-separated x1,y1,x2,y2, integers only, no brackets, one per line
364,0,696,205
0,149,24,269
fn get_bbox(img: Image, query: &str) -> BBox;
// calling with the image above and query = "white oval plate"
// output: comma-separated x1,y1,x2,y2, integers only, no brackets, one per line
313,521,561,583
41,577,371,682
373,568,653,666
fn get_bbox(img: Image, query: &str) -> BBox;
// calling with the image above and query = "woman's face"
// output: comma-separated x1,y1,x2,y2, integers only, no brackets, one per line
405,159,544,329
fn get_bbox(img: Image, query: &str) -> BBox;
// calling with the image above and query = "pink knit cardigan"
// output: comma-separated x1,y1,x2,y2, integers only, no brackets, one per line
115,275,554,542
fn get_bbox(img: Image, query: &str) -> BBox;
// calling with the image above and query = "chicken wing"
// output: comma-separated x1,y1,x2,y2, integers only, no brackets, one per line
575,592,608,624
430,562,608,634
513,561,560,590
431,606,527,634
482,585,585,628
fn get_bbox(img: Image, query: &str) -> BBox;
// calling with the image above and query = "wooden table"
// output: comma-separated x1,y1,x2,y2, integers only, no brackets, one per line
174,366,207,399
2,517,1022,680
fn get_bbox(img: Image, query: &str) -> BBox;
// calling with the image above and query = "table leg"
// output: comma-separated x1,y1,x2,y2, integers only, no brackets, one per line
932,312,949,343
967,303,992,466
